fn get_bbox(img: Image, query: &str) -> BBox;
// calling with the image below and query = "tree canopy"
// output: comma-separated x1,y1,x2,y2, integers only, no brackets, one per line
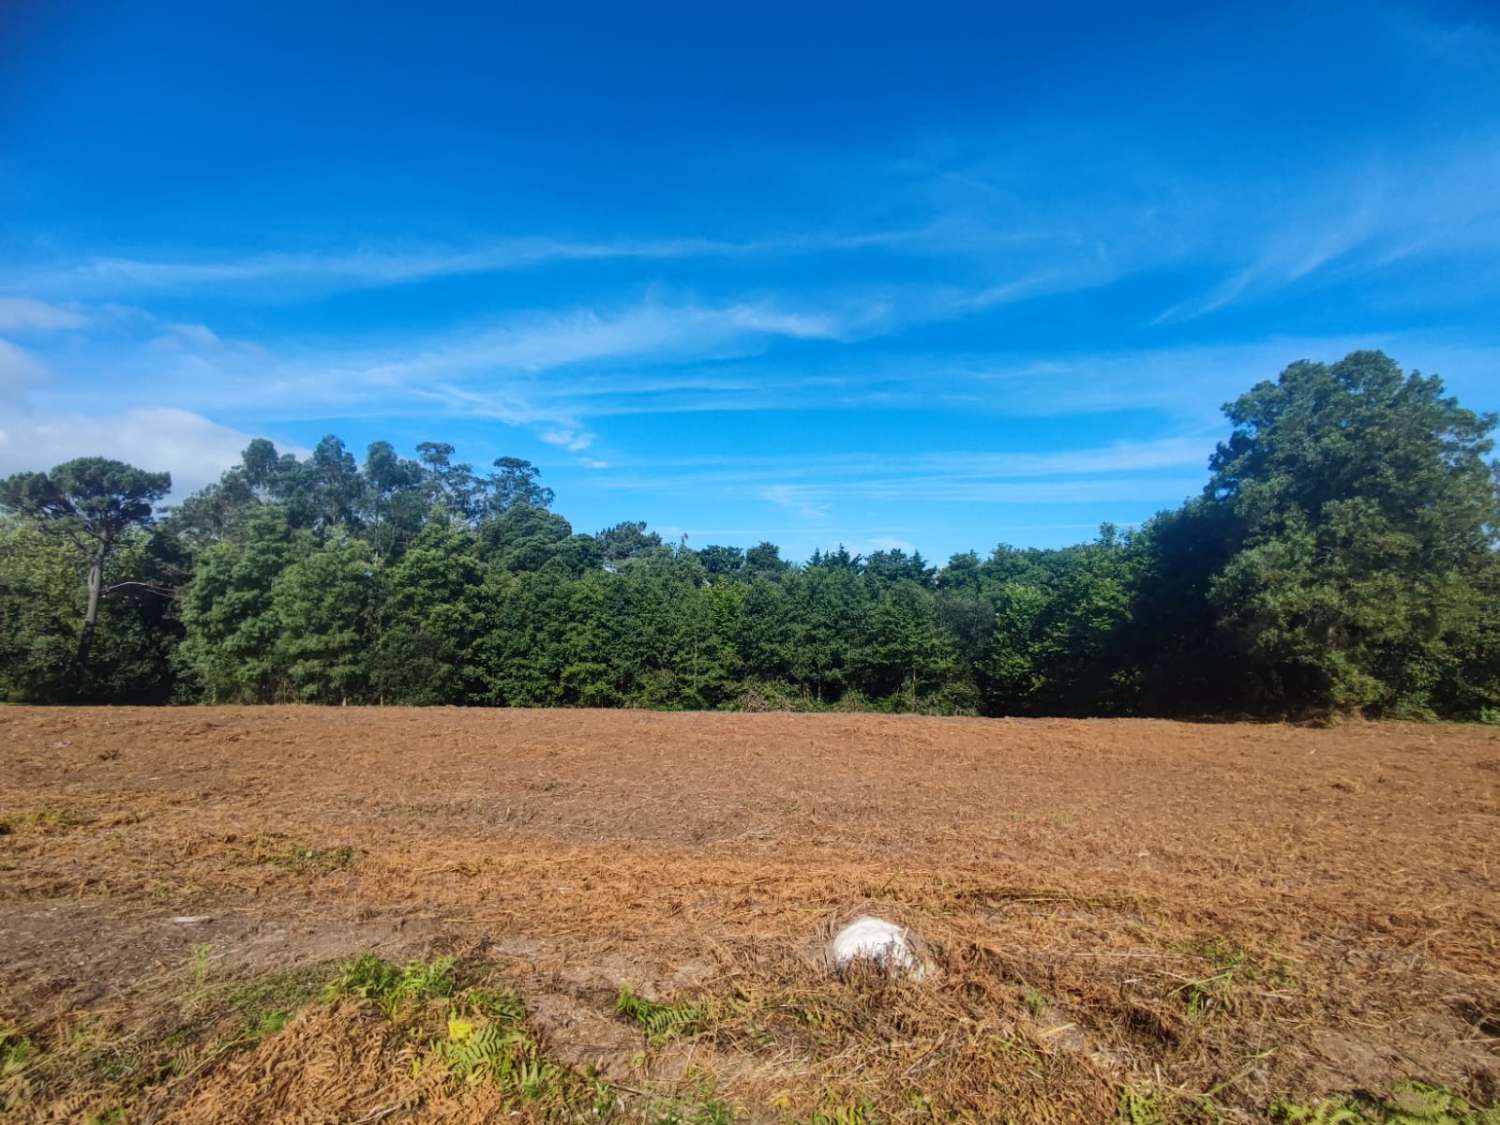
0,458,172,690
2,351,1497,719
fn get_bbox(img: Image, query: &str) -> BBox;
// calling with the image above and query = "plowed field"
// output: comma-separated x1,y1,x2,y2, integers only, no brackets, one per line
2,707,1497,1122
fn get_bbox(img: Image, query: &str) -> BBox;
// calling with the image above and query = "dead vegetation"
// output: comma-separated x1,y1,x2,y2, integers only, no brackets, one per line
1,706,1498,1122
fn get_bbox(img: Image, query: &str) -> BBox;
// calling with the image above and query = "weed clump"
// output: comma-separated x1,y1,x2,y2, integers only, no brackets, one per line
1275,1081,1500,1124
616,985,709,1046
1,1029,38,1077
645,1068,738,1124
440,987,557,1098
252,834,356,872
425,976,615,1115
325,954,455,1016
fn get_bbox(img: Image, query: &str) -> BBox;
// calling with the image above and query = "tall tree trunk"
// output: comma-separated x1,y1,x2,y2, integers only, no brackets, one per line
73,547,105,693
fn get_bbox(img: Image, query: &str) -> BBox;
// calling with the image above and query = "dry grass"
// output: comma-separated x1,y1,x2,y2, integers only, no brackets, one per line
1,706,1498,1122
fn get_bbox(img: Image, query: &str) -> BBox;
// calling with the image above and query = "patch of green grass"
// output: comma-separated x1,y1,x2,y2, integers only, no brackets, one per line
1176,938,1247,1018
325,954,456,1017
1,1028,39,1076
7,960,379,1120
252,836,356,873
458,986,528,1027
4,807,75,834
249,1009,291,1040
1174,936,1295,1020
216,961,332,1039
1121,1086,1169,1125
36,807,75,830
1025,987,1049,1018
650,1095,738,1124
808,1102,874,1125
1275,1081,1500,1124
77,1024,191,1095
190,943,213,991
651,1104,738,1125
647,1070,739,1124
616,985,709,1047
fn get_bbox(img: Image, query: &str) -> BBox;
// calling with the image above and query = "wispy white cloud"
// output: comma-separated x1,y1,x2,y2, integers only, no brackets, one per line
600,436,1218,519
17,293,883,453
157,322,224,348
22,293,1498,469
605,436,1211,486
349,298,855,388
0,297,87,332
0,406,277,496
3,228,934,299
759,484,832,519
545,335,1490,429
0,338,48,393
1154,137,1500,323
751,475,1203,508
540,427,595,453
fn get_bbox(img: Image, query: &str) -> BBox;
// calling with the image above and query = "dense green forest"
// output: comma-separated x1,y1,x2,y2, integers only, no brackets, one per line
3,351,1498,719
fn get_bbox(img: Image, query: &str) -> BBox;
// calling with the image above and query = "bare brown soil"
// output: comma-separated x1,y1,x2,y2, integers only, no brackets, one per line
1,707,1497,1123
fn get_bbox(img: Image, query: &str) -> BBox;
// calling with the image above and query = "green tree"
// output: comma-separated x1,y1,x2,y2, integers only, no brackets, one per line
362,441,430,558
786,564,862,702
0,457,171,689
595,520,664,563
480,457,554,514
270,532,382,703
0,520,84,700
176,506,297,701
851,580,960,708
0,521,182,703
976,534,1136,715
1123,498,1241,714
744,541,789,574
1206,350,1500,715
369,520,483,703
472,568,572,706
416,441,481,519
697,544,745,577
479,505,589,571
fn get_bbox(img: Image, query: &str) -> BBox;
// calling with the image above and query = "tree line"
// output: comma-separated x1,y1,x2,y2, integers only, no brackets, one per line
3,351,1498,719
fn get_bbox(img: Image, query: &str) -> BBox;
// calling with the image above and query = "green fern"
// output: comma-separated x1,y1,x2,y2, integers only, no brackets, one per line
810,1103,873,1125
459,986,527,1028
1121,1086,1168,1125
1374,1081,1500,1125
1275,1100,1362,1124
325,954,455,1016
442,1023,528,1079
438,986,581,1107
1274,1082,1500,1125
616,985,708,1046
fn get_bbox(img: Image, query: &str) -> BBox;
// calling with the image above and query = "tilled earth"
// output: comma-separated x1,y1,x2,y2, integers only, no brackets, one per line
1,707,1497,1123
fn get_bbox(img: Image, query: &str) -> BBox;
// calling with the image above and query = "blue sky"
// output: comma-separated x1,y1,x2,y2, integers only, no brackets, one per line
2,0,1498,562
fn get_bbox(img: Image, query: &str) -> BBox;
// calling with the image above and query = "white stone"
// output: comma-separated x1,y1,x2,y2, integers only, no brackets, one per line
830,915,920,976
